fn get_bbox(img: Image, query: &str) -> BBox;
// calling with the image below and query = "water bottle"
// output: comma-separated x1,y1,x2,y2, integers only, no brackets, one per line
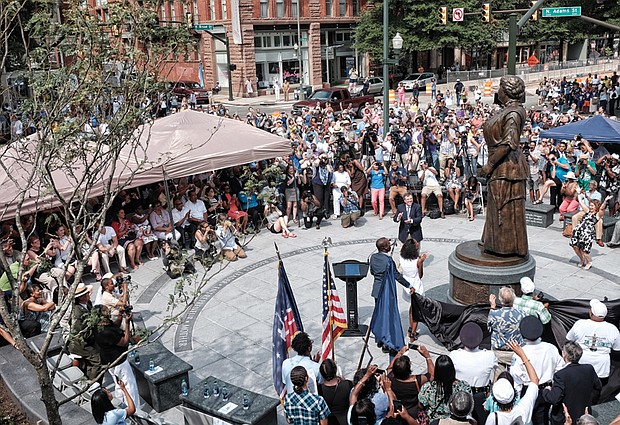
134,353,141,365
221,384,229,402
213,379,220,396
203,382,211,399
181,379,188,397
243,393,250,410
149,358,155,373
128,343,135,358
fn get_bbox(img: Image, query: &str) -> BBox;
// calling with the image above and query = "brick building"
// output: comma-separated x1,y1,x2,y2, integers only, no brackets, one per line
160,0,368,97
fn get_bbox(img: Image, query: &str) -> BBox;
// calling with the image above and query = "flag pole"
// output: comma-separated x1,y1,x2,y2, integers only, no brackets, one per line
274,242,282,262
325,246,335,361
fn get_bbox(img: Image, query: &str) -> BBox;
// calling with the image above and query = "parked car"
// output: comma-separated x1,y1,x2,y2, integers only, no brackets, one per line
350,77,384,96
292,88,375,117
399,72,438,91
171,81,210,104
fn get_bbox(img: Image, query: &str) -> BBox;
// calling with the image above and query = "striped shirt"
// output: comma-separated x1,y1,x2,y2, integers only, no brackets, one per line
514,295,551,324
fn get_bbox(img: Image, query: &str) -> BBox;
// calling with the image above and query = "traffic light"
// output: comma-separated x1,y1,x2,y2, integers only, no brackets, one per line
229,64,237,71
482,3,490,22
440,7,447,25
186,12,193,29
112,24,120,37
531,1,538,21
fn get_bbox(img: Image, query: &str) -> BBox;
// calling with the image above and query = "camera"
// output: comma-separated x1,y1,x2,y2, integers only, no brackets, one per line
121,304,133,316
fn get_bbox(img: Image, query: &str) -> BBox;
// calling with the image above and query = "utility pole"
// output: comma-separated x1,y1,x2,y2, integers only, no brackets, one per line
509,0,546,75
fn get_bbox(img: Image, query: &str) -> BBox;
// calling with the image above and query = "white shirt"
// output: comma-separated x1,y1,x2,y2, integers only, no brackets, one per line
450,348,497,388
566,318,620,378
422,168,439,187
485,383,538,425
281,354,322,395
510,339,563,391
97,226,117,249
171,206,189,228
184,199,207,221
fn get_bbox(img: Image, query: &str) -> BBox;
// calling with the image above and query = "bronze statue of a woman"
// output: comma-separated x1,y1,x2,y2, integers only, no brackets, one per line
480,76,529,257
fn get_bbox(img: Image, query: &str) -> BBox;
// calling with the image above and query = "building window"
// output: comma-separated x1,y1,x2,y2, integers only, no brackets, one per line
325,0,332,16
193,0,199,21
221,0,227,19
254,36,262,47
292,0,299,17
339,0,346,16
274,34,281,47
170,1,176,22
260,0,268,17
263,36,272,47
160,4,166,22
209,0,215,19
283,35,291,46
276,0,284,17
352,0,358,16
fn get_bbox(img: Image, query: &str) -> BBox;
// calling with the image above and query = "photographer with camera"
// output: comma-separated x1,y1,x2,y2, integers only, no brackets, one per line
388,161,409,216
95,305,141,411
575,154,597,192
97,272,130,326
300,191,325,230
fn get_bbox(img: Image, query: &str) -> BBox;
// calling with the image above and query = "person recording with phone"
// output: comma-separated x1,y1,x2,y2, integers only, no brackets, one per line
386,345,434,417
96,304,141,411
91,377,136,424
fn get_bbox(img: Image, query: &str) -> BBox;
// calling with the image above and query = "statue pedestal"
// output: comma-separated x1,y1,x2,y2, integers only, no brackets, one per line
448,240,536,305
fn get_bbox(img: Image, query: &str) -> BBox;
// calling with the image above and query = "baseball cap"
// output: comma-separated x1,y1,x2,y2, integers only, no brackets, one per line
590,299,607,318
492,378,515,404
102,272,114,281
519,277,535,294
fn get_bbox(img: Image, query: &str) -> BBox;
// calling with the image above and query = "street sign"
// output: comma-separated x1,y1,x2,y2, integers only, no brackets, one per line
453,8,464,22
193,24,214,31
541,7,581,18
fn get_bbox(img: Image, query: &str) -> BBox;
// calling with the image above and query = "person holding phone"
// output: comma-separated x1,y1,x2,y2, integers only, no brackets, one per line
91,378,136,425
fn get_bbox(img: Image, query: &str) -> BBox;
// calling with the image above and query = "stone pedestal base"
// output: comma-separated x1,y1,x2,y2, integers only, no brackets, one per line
448,240,536,305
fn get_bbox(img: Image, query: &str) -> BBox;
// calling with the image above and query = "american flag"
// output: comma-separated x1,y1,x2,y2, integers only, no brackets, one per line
272,259,304,400
321,253,347,361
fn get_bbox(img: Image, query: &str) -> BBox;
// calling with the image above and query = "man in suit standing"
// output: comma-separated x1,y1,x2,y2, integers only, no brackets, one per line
369,237,411,352
393,192,423,244
542,341,602,425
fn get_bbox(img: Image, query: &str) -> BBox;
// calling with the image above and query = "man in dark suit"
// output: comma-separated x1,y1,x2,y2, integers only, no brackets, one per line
542,341,602,425
393,192,423,243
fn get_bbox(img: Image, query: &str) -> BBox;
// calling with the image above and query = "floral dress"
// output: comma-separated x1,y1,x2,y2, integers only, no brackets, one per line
570,212,598,253
418,379,472,420
445,167,462,190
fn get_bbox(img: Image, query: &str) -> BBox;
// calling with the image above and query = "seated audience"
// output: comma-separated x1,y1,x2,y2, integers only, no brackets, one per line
91,379,136,425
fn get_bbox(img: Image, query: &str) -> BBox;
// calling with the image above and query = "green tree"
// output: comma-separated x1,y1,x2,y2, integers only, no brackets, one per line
355,0,499,64
0,0,220,424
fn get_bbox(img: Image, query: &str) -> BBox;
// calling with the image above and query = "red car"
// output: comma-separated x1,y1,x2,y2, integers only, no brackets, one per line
171,81,210,104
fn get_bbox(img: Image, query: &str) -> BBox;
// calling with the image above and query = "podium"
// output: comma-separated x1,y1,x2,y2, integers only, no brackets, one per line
332,260,369,337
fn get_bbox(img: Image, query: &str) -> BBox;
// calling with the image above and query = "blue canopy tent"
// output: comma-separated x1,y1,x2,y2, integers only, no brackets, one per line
539,115,620,143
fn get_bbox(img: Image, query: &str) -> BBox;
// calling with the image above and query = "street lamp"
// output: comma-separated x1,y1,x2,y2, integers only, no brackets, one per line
382,30,404,138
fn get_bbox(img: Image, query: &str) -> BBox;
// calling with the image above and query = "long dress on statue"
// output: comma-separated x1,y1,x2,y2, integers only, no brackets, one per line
481,104,529,257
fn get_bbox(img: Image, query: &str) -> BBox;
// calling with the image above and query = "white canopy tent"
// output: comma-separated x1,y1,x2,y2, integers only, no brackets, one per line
0,111,292,219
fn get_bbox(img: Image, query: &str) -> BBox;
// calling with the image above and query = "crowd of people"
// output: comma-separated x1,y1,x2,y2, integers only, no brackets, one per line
282,273,619,425
1,70,620,424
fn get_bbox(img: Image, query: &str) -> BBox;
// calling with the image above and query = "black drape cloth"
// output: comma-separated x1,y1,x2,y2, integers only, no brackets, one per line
412,294,620,402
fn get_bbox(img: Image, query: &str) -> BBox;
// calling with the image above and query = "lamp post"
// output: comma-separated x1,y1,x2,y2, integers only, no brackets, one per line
382,29,403,139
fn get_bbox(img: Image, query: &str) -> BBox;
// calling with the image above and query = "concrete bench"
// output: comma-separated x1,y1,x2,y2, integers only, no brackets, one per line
525,202,556,228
